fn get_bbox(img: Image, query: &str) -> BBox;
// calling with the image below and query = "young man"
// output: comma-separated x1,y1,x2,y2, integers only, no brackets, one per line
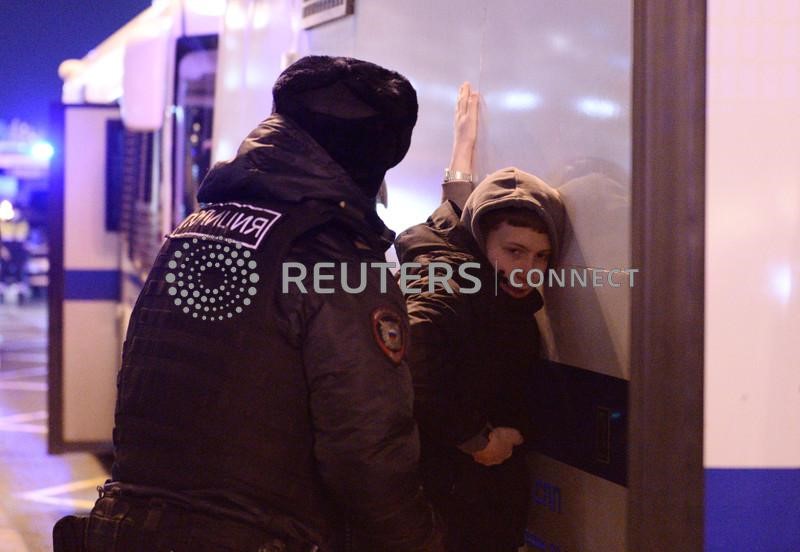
395,84,565,552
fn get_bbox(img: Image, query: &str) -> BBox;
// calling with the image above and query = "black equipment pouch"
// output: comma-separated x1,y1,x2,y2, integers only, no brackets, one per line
53,515,88,552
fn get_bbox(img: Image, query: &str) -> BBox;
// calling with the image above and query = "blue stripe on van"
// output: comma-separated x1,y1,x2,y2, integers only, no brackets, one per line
64,270,120,300
706,468,800,551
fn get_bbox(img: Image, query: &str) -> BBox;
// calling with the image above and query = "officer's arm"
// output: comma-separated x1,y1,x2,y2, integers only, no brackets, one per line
405,284,492,453
296,266,439,551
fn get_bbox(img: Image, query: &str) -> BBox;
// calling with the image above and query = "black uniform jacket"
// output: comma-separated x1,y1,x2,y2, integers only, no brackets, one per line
113,114,437,552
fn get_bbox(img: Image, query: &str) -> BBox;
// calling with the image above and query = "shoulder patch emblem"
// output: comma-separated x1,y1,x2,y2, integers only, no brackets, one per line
170,202,281,250
371,307,406,364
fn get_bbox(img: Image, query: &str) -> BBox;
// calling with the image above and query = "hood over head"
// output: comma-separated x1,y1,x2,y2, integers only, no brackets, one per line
460,167,566,263
395,200,545,313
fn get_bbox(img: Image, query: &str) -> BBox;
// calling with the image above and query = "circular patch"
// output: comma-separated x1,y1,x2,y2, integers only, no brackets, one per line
165,240,259,322
371,307,406,364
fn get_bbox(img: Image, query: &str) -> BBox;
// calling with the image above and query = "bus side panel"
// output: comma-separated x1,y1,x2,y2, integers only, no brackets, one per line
214,2,631,550
49,105,122,452
705,0,800,548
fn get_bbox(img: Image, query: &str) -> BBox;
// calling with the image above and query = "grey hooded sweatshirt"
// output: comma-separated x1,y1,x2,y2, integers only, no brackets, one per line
460,166,566,263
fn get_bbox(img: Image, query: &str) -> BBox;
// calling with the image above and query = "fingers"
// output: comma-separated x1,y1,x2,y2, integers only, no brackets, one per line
467,90,479,113
472,450,511,466
471,440,513,466
456,82,469,114
457,82,478,114
469,427,524,466
472,453,498,466
494,427,524,446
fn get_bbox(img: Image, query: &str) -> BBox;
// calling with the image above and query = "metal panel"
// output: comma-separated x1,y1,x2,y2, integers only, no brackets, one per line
63,108,123,269
629,0,706,550
61,302,119,443
528,454,627,551
705,0,800,548
705,0,800,469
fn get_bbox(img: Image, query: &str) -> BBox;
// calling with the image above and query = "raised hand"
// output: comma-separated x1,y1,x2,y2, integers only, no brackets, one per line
449,81,480,176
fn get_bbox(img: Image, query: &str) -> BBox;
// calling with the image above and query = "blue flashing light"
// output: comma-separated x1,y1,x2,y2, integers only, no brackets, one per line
30,141,55,161
0,199,15,222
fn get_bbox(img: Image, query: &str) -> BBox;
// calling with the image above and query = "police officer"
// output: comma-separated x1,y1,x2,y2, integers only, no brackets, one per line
56,56,441,552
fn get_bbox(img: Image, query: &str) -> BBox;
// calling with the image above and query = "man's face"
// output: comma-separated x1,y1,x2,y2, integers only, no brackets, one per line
484,221,552,299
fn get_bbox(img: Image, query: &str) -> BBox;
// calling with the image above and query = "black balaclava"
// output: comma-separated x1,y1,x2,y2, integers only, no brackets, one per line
272,56,418,199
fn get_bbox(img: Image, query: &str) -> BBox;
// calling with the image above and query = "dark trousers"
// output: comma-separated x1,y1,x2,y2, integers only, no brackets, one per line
76,495,293,552
430,491,525,552
423,453,530,552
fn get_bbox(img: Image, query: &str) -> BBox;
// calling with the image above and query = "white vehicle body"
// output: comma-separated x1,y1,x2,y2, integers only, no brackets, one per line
49,1,799,550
